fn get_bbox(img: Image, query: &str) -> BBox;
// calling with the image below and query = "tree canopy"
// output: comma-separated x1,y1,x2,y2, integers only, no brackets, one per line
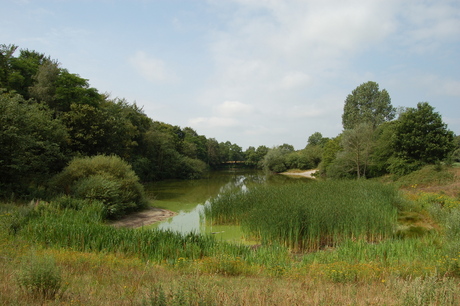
342,81,395,130
390,102,455,174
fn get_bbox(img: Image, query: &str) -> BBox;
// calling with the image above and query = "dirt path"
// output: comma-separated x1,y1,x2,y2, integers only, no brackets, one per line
280,169,318,178
110,207,176,228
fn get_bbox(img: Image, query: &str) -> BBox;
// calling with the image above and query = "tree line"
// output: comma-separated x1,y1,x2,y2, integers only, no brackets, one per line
1,44,459,200
0,44,246,198
302,82,458,178
249,81,458,177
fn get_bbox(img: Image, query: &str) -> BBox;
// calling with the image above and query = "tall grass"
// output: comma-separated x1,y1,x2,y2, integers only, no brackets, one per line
9,198,250,264
205,180,400,250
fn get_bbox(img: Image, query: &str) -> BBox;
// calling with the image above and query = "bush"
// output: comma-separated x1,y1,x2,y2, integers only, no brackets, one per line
17,253,65,300
178,156,208,179
51,155,147,218
263,148,288,173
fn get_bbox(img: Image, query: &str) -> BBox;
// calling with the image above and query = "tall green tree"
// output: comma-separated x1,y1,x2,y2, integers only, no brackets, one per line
245,145,269,168
342,81,395,130
319,136,342,176
338,123,374,178
0,44,18,91
29,60,60,105
307,132,328,147
206,138,221,166
0,93,68,196
390,102,455,174
10,49,51,99
369,121,397,176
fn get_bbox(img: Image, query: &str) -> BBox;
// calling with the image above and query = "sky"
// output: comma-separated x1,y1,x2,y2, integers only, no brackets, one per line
2,0,460,150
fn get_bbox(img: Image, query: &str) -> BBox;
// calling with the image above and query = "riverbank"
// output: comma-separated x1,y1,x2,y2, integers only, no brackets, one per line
110,207,176,228
280,169,318,178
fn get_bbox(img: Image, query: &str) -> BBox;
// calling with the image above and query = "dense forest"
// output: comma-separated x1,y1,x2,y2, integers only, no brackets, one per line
0,44,251,199
1,44,459,202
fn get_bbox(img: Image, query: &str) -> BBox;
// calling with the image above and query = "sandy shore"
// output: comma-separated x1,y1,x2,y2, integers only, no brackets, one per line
279,169,318,178
110,207,176,228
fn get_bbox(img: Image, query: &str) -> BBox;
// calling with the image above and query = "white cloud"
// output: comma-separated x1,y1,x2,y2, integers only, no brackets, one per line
129,51,178,83
279,72,312,90
215,100,254,116
189,116,239,128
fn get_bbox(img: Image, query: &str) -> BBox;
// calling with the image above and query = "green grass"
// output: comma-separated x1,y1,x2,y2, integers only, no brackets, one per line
3,198,250,264
394,164,457,188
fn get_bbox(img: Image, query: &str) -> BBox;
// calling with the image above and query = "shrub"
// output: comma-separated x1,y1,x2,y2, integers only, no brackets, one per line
17,253,65,300
263,148,288,173
178,156,208,179
51,155,147,218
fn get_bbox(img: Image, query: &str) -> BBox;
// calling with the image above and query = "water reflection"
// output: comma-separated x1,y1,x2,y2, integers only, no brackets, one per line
144,169,312,240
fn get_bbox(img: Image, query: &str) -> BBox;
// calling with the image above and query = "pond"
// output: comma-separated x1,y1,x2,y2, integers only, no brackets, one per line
144,169,313,243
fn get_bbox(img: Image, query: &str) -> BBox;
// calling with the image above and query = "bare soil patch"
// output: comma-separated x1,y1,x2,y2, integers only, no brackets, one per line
110,207,176,228
280,169,318,178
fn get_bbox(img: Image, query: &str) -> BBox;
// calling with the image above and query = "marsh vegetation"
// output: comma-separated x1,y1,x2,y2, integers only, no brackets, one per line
1,166,460,305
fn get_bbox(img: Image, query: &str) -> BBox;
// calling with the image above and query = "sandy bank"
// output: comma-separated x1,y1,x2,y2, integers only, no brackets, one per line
110,207,176,228
279,169,318,178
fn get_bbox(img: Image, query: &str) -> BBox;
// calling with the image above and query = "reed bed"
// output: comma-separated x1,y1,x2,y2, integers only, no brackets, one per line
9,200,250,264
205,180,400,251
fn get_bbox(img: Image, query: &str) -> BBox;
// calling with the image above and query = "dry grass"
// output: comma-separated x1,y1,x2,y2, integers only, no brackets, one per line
2,238,459,305
0,244,405,305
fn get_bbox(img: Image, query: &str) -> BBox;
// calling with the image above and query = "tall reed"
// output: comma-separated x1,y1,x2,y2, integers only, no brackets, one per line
205,180,400,251
12,199,250,263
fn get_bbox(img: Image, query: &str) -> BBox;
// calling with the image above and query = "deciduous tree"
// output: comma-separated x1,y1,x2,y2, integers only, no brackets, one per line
390,102,454,174
342,81,395,130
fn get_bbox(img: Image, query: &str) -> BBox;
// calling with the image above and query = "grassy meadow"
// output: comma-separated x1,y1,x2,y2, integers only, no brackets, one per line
1,166,460,305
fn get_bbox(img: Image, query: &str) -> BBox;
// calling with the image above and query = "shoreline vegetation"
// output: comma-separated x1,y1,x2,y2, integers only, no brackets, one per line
1,166,460,305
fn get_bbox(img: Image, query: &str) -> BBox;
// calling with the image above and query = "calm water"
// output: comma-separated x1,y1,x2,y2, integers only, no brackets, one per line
144,169,312,242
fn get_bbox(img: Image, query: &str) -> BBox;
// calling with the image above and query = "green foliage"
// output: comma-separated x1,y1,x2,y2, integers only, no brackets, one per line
178,156,208,179
307,131,328,147
342,81,395,130
51,155,146,218
29,60,60,104
391,102,455,173
0,93,69,197
368,121,396,177
262,147,289,172
245,145,269,169
319,136,342,176
2,44,250,183
219,141,244,162
0,44,19,91
333,123,375,178
17,252,64,300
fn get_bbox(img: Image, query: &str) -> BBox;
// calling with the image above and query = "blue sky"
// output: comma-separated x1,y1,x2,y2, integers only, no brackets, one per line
2,0,460,150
